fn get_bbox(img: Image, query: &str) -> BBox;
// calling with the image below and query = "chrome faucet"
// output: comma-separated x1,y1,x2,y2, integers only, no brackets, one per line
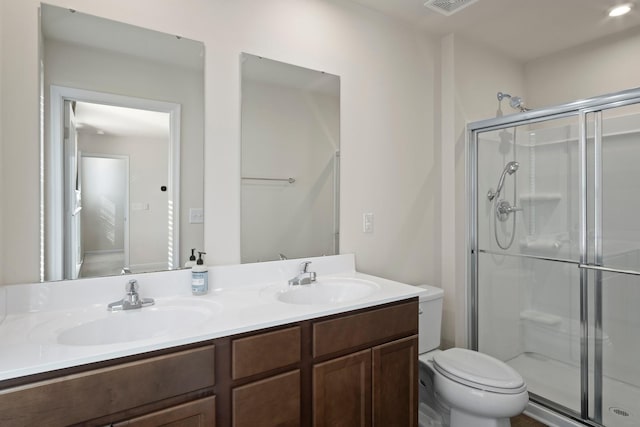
107,279,155,311
288,261,317,286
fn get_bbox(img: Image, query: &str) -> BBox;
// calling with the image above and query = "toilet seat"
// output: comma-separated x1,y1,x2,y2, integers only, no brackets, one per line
433,348,526,394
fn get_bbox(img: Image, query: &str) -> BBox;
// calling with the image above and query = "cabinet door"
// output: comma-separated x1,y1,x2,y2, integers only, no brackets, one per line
372,336,418,427
232,370,300,427
313,349,371,427
112,396,215,426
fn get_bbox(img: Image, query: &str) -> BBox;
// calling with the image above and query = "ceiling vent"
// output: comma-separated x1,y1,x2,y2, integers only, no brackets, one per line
424,0,479,16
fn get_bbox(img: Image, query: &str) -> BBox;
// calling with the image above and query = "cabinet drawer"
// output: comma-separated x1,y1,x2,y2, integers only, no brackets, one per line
232,369,300,427
232,326,300,380
113,395,216,426
0,345,215,427
313,300,417,358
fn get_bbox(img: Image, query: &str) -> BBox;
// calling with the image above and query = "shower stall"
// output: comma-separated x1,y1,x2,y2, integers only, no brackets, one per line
468,87,640,427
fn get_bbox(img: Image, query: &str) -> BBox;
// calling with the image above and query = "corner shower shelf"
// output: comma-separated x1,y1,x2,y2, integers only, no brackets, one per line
519,193,562,203
520,310,562,326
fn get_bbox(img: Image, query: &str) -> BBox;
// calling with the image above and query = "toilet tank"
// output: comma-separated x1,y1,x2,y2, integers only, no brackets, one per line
417,284,444,354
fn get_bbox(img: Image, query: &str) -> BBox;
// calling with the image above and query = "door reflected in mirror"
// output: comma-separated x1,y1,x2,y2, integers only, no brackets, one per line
41,4,204,281
240,54,340,263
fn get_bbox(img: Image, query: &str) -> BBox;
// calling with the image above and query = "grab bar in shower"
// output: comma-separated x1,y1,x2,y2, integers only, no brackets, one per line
241,176,296,184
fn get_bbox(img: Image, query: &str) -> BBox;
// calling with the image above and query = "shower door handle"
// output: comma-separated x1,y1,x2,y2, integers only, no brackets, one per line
578,264,640,277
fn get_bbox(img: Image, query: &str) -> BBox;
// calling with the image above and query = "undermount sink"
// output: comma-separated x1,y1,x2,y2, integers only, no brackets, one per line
264,277,380,305
30,298,221,346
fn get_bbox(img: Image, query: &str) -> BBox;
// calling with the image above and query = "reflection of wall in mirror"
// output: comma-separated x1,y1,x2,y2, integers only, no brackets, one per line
80,134,169,272
44,36,204,273
241,79,339,263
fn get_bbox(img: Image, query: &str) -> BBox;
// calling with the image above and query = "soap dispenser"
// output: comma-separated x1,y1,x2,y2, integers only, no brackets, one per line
191,252,208,295
184,248,197,268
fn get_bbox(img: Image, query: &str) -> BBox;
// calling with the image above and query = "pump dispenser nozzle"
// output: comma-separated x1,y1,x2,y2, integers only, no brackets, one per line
185,248,197,268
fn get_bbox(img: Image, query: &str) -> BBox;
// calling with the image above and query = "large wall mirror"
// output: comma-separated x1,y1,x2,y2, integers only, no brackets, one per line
240,54,340,263
40,4,204,281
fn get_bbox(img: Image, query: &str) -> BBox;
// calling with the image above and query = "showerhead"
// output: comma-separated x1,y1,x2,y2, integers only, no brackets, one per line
506,160,519,174
509,96,529,112
497,91,530,112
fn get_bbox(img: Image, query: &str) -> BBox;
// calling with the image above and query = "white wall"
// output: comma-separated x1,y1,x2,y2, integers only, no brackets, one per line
1,0,40,284
0,0,4,287
241,80,338,263
79,134,169,269
1,0,440,295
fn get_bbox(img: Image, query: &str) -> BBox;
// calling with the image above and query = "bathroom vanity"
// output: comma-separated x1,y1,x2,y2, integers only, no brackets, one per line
0,255,423,426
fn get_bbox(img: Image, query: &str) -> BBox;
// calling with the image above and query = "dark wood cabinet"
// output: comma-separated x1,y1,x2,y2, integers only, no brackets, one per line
312,336,418,427
311,300,418,427
372,336,418,427
0,346,216,427
0,298,418,427
113,396,216,427
313,349,372,427
232,370,301,427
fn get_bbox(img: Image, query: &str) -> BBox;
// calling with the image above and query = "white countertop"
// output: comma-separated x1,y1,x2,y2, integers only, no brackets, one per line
0,254,425,382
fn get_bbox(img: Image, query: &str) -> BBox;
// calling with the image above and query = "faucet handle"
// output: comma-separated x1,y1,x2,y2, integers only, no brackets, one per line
299,261,312,273
126,279,139,294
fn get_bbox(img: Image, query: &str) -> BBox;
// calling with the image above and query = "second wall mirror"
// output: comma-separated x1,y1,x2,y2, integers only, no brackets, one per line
240,54,340,263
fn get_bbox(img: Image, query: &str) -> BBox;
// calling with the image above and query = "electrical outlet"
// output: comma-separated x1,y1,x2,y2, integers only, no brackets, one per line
363,213,374,233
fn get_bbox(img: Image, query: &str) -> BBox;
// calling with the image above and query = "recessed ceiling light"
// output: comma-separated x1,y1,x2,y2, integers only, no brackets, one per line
609,4,632,17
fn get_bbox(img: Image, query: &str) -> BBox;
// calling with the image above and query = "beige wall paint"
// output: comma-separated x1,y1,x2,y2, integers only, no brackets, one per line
441,34,526,347
0,0,4,286
1,0,440,296
525,27,640,109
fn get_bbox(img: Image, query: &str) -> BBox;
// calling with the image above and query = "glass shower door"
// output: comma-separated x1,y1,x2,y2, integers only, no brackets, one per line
584,104,640,427
473,116,584,417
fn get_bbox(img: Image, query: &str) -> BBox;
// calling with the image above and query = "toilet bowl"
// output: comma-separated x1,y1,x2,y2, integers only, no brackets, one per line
417,285,529,427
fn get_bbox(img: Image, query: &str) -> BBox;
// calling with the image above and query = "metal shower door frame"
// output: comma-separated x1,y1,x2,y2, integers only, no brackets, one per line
467,86,640,427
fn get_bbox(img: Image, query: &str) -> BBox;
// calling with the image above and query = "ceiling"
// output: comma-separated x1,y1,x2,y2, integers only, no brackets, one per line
74,102,169,139
347,0,640,62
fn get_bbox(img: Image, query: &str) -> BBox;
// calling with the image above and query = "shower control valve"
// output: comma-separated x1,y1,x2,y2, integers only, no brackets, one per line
496,200,522,222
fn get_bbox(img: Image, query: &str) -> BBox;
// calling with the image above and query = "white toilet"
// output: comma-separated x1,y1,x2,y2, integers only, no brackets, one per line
417,284,529,427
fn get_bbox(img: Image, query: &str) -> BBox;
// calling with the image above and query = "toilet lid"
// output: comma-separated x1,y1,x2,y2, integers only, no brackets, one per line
433,348,526,394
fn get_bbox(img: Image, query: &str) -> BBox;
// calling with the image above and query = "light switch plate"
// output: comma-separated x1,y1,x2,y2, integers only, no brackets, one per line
189,208,204,224
363,212,373,233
